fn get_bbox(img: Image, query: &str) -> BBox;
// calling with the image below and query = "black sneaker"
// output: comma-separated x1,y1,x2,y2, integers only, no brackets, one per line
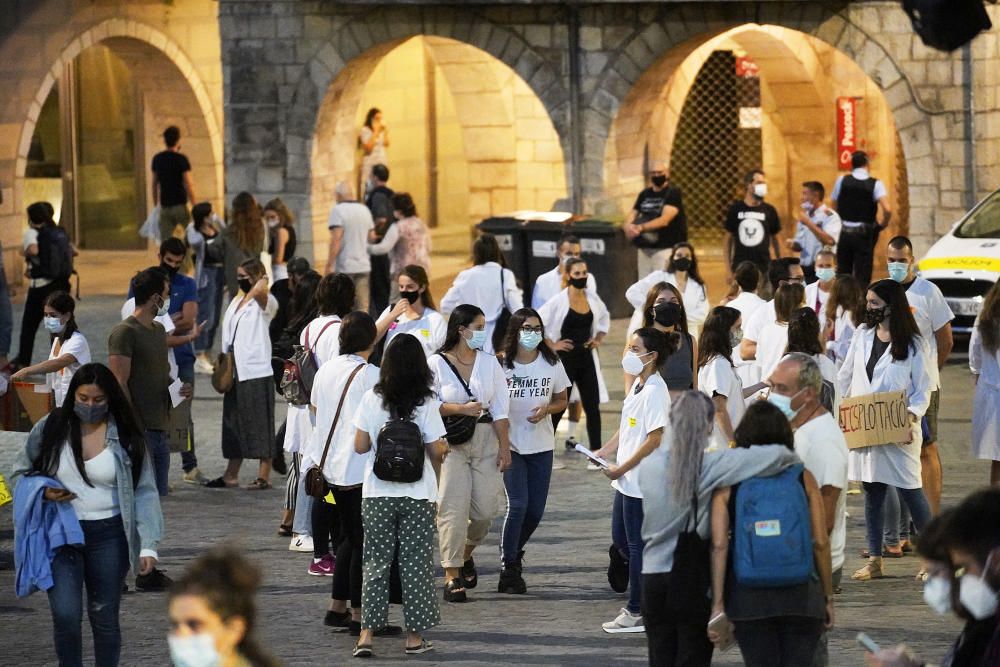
324,610,351,631
607,545,629,594
564,436,578,451
349,621,402,637
497,561,526,594
461,558,478,589
135,568,173,592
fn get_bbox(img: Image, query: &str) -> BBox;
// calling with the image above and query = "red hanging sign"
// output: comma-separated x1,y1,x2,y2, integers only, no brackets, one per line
836,97,859,169
735,56,759,78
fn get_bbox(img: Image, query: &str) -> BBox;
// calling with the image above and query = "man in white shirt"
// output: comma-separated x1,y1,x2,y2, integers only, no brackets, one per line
886,235,954,515
788,181,841,284
531,234,596,310
831,151,892,287
739,257,805,372
326,180,375,312
805,249,837,317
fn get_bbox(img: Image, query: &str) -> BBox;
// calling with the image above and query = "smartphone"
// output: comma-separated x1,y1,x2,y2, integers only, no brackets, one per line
856,632,881,654
707,612,736,652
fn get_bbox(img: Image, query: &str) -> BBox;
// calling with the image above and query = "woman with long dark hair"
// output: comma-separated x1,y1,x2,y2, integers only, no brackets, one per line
496,308,570,593
359,107,389,194
11,291,90,407
353,333,448,657
221,192,266,299
12,363,163,667
626,242,709,339
697,306,745,451
785,306,839,411
837,279,933,581
625,281,697,399
971,281,1000,484
263,198,296,283
380,264,446,356
429,304,512,602
755,282,805,379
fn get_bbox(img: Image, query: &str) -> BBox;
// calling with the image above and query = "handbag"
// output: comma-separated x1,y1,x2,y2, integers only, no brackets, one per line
437,353,479,446
663,491,712,618
211,311,245,394
304,364,365,499
491,266,513,352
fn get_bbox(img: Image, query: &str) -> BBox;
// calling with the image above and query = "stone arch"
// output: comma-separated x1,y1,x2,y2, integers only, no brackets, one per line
279,8,571,262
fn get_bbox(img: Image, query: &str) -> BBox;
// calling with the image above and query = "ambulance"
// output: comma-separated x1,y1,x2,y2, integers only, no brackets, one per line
917,189,1000,333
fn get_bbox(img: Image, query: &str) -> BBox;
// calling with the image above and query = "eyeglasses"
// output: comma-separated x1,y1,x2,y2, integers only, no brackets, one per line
519,326,543,334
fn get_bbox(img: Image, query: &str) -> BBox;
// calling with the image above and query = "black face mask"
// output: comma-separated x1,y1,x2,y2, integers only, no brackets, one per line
160,262,179,278
653,301,682,328
237,277,253,294
651,175,668,188
568,276,588,290
400,289,420,304
865,306,888,328
672,257,692,272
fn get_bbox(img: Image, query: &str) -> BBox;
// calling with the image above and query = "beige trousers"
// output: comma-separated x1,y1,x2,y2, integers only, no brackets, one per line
436,422,502,568
636,247,671,280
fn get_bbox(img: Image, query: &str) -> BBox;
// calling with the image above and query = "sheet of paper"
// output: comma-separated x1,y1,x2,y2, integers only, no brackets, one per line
574,443,610,468
169,378,185,408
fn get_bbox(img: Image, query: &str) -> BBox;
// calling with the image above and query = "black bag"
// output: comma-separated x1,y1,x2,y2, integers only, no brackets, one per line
663,492,712,617
35,225,74,281
280,319,338,406
437,353,479,445
903,0,992,52
374,409,425,483
491,266,512,353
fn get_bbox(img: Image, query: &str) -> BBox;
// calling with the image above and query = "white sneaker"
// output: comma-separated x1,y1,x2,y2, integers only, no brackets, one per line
194,357,215,375
602,607,645,633
183,468,206,484
552,461,566,470
289,534,314,552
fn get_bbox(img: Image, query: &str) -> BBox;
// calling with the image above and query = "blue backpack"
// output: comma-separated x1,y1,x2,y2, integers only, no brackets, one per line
733,463,814,588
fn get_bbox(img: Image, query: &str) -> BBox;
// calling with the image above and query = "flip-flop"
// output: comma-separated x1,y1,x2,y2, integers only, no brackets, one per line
405,639,434,655
353,643,373,658
245,478,272,490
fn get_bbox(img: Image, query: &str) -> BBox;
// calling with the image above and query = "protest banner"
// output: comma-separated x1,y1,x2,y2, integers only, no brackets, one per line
837,390,911,449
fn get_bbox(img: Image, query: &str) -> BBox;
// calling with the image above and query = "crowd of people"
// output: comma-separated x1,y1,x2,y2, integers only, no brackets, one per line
8,122,1000,667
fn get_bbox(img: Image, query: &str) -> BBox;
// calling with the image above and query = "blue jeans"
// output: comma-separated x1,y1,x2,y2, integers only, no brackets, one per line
863,483,931,555
145,429,170,496
500,450,553,563
883,487,912,546
611,491,645,614
47,515,129,667
176,364,198,472
194,265,224,354
0,269,12,357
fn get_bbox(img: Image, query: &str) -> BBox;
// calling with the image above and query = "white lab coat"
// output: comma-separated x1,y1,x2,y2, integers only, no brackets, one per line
625,271,709,340
537,288,610,403
531,266,596,311
837,326,932,488
970,320,1000,461
440,261,524,354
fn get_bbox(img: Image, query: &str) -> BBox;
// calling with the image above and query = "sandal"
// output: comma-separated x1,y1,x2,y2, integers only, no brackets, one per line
852,558,884,581
443,577,467,603
204,476,237,489
246,478,272,490
352,643,373,658
405,639,434,655
461,558,478,589
277,523,293,537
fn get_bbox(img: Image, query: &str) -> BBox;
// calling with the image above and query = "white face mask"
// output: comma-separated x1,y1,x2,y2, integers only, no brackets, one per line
168,633,221,667
960,572,998,620
621,350,653,376
753,183,768,199
157,296,171,317
923,575,952,615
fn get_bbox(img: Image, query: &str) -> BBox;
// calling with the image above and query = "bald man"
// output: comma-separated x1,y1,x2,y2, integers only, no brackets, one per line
624,160,687,279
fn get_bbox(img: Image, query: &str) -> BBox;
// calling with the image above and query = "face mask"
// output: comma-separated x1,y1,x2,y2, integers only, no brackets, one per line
651,175,668,188
888,261,909,283
156,297,171,317
160,262,180,278
753,183,768,199
519,331,543,351
237,278,253,294
923,576,953,615
865,306,887,328
801,201,815,213
730,328,743,349
815,267,836,283
168,633,221,667
767,388,803,420
621,351,653,375
568,276,588,290
43,316,64,334
400,290,420,304
672,257,692,272
266,218,280,229
464,329,487,350
959,573,998,620
74,401,108,424
653,302,682,328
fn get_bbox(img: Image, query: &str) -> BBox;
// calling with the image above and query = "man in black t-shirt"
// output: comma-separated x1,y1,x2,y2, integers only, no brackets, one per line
624,160,687,279
724,169,783,284
364,163,394,316
152,126,197,242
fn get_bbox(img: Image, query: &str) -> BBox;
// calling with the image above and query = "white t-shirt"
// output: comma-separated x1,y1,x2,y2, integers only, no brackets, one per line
504,355,571,455
428,351,510,420
328,201,375,274
220,294,279,381
613,374,670,499
756,320,790,380
57,443,118,521
353,389,447,501
49,331,91,408
301,315,343,367
742,300,775,345
727,291,766,323
903,277,954,390
381,307,447,357
794,413,849,571
307,355,379,486
698,355,745,451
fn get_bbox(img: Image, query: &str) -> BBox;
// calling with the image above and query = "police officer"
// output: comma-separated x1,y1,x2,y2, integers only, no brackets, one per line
831,151,892,286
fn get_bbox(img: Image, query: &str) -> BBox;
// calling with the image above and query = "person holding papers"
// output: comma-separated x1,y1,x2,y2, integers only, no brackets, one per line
592,328,676,634
837,279,933,582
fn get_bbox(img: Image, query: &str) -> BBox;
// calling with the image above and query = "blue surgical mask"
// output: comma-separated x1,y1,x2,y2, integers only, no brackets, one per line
766,388,803,420
43,316,64,334
464,329,487,350
887,261,909,283
815,267,836,283
519,331,543,351
168,633,220,667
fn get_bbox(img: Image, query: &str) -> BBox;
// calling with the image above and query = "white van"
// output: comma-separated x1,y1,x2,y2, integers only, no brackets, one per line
917,189,1000,333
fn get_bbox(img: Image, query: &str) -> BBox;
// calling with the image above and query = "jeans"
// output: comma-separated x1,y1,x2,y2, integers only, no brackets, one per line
0,269,12,357
292,456,313,536
883,487,912,546
194,265,224,354
553,350,602,450
145,429,170,496
611,491,645,614
332,485,363,608
733,616,824,667
47,515,129,667
642,572,713,667
501,450,553,563
863,482,931,555
176,364,197,472
16,278,69,366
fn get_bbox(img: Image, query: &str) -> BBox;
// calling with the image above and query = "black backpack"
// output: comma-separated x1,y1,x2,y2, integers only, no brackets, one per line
35,225,74,281
374,409,425,483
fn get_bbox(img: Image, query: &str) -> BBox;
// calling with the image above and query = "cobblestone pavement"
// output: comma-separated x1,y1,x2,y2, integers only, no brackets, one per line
0,296,978,665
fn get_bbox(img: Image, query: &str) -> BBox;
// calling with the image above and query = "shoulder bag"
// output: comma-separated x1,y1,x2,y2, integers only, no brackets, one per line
662,490,712,617
305,364,365,498
211,312,245,394
437,353,479,446
491,267,513,352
